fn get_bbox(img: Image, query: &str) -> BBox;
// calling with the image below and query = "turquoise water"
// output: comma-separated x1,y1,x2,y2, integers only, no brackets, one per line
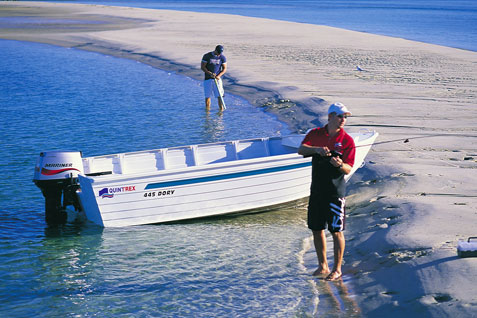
1,40,353,317
39,0,477,52
1,211,317,317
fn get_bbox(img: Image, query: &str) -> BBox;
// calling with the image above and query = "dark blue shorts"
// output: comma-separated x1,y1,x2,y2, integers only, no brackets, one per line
307,196,346,232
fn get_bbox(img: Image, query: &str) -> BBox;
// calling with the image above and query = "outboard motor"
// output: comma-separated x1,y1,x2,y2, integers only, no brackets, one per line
33,151,83,225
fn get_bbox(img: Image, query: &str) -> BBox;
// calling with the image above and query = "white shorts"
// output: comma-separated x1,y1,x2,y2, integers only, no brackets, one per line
204,78,224,99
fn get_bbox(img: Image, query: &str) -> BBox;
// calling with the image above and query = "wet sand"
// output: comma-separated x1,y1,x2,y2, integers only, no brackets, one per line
1,2,476,316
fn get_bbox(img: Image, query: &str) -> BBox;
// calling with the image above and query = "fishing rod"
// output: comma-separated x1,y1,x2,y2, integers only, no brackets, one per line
354,136,409,150
302,134,410,158
329,132,476,157
299,131,476,159
354,132,477,150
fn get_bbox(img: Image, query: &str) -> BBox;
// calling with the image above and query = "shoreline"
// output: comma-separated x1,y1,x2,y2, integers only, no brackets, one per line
1,2,477,316
70,39,324,132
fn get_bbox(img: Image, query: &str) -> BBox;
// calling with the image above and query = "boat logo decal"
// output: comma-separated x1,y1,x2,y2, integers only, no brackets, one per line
41,163,80,176
98,186,136,199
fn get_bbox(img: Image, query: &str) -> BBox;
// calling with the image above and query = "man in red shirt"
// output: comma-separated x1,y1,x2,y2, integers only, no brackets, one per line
298,102,356,281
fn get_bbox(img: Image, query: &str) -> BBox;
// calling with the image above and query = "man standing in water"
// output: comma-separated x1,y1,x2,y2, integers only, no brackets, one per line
201,45,227,111
298,103,355,281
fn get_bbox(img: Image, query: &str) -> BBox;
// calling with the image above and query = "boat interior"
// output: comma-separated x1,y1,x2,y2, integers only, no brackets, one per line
82,136,300,176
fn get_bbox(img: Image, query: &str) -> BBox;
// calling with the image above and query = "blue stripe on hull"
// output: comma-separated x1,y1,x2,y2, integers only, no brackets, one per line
145,161,311,190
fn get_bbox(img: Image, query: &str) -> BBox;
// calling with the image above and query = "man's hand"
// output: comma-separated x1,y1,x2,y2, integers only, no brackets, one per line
315,147,330,157
329,156,343,168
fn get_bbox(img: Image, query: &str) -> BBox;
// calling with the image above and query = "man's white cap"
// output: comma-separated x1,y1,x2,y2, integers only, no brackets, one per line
328,102,352,116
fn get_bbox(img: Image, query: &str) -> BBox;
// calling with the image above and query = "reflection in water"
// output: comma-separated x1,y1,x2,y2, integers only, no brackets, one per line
297,225,363,317
0,203,363,317
203,107,225,142
0,222,105,317
317,278,361,317
1,206,326,317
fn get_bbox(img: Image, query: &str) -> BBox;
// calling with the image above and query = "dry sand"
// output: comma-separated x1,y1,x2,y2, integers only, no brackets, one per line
1,2,476,316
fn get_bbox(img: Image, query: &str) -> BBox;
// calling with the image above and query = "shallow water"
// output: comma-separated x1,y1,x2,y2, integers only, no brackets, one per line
0,208,317,317
0,40,368,317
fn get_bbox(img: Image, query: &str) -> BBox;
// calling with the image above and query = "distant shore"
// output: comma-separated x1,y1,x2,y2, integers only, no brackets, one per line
1,2,476,316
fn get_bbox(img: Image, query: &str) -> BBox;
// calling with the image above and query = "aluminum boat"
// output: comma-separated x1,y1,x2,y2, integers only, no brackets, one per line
33,131,378,227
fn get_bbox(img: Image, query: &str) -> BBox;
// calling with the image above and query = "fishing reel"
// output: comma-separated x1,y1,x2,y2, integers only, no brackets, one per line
329,150,343,158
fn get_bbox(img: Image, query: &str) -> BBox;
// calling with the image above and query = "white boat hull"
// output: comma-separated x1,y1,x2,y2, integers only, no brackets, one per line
75,132,377,227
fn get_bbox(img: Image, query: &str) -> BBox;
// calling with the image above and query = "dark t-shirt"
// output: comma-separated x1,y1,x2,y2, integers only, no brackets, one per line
301,126,355,198
202,52,227,80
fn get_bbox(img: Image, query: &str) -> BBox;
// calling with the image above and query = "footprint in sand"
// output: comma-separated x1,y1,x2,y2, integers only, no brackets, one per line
420,293,453,305
387,247,432,263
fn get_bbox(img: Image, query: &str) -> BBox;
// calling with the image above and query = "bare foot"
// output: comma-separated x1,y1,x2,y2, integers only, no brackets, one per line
312,267,330,276
325,270,342,281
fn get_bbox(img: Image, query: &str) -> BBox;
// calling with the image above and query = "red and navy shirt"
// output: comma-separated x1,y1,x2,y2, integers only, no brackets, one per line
301,126,355,198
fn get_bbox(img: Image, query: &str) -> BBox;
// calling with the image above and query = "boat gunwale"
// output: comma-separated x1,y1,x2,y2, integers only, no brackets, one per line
83,135,285,160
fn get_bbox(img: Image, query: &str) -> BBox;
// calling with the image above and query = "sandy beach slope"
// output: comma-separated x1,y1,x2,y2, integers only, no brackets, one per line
1,2,476,316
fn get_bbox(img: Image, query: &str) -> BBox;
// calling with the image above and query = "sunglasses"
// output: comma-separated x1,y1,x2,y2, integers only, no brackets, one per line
336,114,348,119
